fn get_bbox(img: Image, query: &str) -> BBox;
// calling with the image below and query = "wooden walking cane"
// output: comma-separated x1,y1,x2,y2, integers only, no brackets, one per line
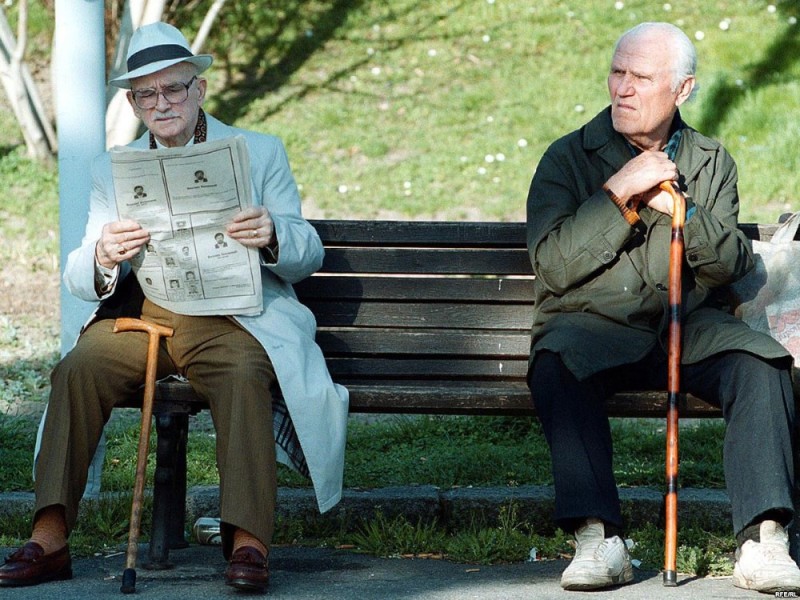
659,180,686,587
113,318,174,594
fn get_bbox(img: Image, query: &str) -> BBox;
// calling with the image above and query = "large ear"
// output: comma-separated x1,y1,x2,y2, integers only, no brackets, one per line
675,76,695,107
197,77,207,105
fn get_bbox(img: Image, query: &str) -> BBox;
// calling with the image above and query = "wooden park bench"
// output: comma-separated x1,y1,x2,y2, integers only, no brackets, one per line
118,218,787,568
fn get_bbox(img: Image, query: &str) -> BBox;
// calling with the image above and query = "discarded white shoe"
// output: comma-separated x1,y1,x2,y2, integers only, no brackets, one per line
560,518,634,591
733,520,800,593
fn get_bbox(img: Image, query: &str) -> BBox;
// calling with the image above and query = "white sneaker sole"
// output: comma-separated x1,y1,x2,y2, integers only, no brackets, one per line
561,563,634,591
733,568,800,593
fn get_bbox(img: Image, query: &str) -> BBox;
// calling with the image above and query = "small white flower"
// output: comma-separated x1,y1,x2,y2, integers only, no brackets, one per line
367,47,375,55
338,184,348,194
768,5,777,14
482,34,491,43
403,181,412,189
789,16,798,25
460,156,468,162
719,19,730,31
694,31,705,41
428,49,438,57
735,79,744,87
485,154,495,163
492,176,501,183
487,0,495,4
477,167,487,175
517,138,529,148
575,104,585,113
371,66,382,76
495,153,506,162
566,10,576,18
663,3,672,10
615,1,624,10
486,115,494,123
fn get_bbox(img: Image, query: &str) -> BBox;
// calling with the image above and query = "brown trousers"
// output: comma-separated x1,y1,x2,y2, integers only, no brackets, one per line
35,299,278,550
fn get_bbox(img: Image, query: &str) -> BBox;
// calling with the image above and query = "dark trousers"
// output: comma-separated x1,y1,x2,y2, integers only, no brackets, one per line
528,348,795,536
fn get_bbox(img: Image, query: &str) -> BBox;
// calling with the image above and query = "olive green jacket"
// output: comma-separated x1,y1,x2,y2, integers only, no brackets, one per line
526,107,789,379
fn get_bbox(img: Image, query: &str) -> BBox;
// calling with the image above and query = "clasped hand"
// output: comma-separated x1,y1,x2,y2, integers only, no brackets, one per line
604,150,679,216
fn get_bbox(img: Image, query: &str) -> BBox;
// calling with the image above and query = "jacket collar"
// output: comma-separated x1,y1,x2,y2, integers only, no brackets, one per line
584,106,715,186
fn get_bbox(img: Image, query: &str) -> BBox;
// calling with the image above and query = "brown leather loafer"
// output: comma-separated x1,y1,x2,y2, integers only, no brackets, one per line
224,545,269,593
0,542,72,587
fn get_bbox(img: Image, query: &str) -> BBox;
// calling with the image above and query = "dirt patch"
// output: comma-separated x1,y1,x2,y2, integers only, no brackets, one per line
0,262,60,323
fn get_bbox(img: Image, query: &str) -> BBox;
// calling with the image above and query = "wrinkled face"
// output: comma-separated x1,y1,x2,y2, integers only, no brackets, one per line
607,34,693,151
127,62,206,147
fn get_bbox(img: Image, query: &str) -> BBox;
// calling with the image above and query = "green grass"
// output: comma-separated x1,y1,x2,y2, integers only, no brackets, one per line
0,411,734,571
0,0,795,571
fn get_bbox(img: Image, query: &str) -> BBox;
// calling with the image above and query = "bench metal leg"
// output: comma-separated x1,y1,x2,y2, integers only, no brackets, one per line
167,413,189,550
144,412,189,569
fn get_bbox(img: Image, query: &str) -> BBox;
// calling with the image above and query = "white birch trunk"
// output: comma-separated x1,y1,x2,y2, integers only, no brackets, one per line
0,2,56,160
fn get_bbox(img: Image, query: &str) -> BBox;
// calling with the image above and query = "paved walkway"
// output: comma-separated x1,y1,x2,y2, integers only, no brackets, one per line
0,543,763,600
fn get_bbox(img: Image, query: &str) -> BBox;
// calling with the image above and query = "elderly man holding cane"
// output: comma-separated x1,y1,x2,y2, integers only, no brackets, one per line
526,22,800,593
0,22,347,594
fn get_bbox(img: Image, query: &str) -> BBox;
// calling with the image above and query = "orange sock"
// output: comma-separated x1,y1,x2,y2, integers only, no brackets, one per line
232,528,268,558
29,505,68,555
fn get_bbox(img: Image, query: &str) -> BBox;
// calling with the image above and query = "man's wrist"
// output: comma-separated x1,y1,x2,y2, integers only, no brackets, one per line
602,184,640,226
261,237,279,263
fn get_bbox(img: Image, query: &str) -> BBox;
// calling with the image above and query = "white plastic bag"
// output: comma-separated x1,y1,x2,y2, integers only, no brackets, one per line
730,213,800,360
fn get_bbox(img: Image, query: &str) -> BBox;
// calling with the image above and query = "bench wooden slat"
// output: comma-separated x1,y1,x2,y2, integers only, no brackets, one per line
343,383,721,417
310,219,782,245
316,330,531,356
321,248,532,275
326,357,530,379
294,275,535,302
310,220,528,246
306,301,533,329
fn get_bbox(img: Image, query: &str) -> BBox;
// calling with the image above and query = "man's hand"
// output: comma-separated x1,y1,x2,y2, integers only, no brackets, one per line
95,220,150,269
226,207,276,250
604,150,679,214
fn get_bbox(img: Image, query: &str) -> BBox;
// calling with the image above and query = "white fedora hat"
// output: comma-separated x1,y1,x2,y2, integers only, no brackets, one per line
110,22,213,88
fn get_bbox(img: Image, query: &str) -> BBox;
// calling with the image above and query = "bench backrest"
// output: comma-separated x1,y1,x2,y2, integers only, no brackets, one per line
292,220,779,417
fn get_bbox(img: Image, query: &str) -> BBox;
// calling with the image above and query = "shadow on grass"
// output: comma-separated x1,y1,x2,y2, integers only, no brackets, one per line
204,0,473,122
695,1,800,136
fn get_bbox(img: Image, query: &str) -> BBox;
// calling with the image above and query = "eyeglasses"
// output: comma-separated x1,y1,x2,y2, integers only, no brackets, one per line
131,76,197,110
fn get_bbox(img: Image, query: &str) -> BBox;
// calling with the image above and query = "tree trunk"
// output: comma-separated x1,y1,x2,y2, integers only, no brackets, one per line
0,2,57,160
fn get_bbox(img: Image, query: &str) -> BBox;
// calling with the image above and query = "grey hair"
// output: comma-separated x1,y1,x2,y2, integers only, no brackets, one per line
614,22,698,100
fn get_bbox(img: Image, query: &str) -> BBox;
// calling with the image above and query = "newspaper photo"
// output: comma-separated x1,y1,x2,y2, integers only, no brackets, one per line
110,135,263,316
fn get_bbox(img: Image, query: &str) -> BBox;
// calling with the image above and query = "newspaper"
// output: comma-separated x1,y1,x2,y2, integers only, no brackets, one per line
110,135,262,316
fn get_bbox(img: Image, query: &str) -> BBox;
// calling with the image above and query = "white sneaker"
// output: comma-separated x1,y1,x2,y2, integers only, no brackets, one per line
560,518,634,590
733,520,800,593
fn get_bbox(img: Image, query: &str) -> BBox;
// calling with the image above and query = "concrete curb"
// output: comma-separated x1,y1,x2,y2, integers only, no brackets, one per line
0,485,733,535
